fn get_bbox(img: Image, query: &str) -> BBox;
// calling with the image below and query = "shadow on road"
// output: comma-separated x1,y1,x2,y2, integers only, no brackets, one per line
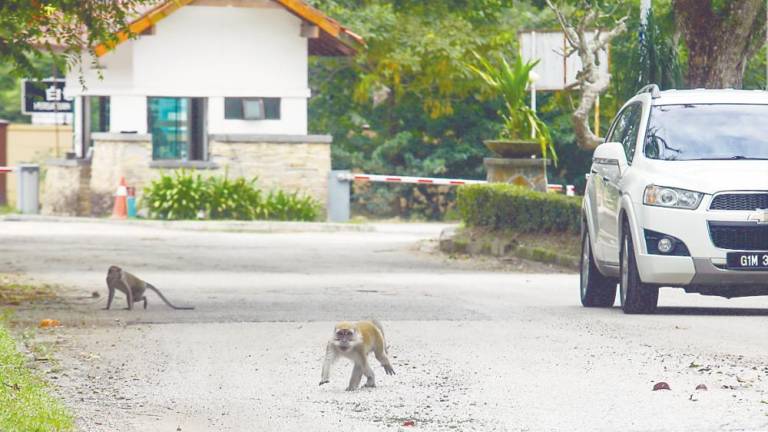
655,306,768,316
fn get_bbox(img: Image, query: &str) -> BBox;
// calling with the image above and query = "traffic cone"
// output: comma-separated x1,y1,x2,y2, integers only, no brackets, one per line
111,177,128,219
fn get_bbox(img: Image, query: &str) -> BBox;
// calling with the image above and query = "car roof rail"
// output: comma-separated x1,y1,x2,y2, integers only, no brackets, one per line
636,84,661,98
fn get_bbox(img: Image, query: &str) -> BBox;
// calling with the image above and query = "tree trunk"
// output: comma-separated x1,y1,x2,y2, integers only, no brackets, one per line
674,0,765,88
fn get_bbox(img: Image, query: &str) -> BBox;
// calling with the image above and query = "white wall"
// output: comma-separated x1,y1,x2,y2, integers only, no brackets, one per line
110,96,148,134
65,5,310,138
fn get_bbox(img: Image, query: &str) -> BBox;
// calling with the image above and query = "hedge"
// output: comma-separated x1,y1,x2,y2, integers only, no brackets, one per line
142,170,320,221
457,183,582,234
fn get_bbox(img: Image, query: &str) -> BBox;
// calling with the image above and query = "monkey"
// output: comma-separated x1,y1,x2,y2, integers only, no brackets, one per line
105,266,194,310
319,320,395,391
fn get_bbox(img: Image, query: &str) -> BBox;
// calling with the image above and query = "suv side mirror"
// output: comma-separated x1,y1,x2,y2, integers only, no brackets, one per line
593,141,628,173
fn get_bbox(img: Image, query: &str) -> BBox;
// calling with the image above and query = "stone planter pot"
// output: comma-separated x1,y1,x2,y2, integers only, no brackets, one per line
484,139,540,159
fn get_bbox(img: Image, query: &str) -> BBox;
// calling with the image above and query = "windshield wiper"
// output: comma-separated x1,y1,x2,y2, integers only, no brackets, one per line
696,156,768,160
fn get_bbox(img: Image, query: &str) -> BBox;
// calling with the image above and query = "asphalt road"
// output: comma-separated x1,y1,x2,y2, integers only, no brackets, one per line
3,219,768,432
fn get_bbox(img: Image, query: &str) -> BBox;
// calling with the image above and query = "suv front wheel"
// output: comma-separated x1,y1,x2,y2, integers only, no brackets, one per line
580,229,617,307
620,223,659,314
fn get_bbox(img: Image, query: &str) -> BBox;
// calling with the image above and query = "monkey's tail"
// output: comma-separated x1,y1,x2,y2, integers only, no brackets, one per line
371,319,388,350
146,284,195,310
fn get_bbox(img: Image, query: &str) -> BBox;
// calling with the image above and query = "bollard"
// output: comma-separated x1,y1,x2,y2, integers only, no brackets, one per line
126,186,137,218
16,164,40,214
327,170,351,223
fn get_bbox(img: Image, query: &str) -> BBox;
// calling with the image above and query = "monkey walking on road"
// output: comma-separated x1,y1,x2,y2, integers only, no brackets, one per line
105,266,195,310
319,320,395,391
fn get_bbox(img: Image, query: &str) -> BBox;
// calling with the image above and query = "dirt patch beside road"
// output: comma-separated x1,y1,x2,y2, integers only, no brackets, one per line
435,226,579,271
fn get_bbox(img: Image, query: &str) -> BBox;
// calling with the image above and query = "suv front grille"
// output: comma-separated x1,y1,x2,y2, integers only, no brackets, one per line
709,222,768,250
710,193,768,211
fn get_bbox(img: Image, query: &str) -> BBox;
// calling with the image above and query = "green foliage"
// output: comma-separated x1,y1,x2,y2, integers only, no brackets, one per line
263,190,321,222
143,170,208,220
467,52,556,163
308,0,518,219
0,56,57,123
611,3,682,102
0,0,154,79
457,183,581,234
142,170,320,222
206,176,263,220
0,325,74,432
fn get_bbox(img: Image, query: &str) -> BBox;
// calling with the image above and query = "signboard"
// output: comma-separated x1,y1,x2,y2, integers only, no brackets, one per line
21,79,73,114
519,31,609,91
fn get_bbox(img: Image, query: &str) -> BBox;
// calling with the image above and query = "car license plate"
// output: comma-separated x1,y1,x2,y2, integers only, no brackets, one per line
726,252,768,270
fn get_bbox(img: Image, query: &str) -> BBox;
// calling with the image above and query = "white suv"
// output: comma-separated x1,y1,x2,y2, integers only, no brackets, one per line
581,85,768,314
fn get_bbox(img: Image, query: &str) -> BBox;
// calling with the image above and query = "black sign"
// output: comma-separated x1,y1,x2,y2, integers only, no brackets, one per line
22,79,73,114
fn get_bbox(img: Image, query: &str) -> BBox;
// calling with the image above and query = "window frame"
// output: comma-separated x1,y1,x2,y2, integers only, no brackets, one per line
224,97,281,121
605,101,644,164
146,96,207,162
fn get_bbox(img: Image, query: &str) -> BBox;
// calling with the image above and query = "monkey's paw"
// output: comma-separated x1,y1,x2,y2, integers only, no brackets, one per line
319,380,329,386
345,386,358,391
384,365,396,375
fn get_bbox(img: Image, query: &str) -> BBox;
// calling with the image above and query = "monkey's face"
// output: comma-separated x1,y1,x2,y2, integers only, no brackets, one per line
334,328,356,352
107,266,121,276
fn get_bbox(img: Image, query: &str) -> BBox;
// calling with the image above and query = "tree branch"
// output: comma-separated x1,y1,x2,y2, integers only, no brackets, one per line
546,1,628,150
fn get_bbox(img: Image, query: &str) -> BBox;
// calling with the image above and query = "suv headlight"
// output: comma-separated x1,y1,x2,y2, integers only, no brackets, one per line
644,185,703,210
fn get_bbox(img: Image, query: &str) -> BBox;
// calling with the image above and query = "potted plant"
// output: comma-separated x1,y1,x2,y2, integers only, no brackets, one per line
467,52,557,163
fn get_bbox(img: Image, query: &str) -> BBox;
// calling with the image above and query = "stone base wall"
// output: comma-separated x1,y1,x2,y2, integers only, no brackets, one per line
89,134,154,215
41,160,91,216
209,135,331,207
50,133,333,217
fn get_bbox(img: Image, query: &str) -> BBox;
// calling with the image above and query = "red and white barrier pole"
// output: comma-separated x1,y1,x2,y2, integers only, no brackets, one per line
0,166,14,173
338,172,487,186
338,172,575,194
327,170,578,223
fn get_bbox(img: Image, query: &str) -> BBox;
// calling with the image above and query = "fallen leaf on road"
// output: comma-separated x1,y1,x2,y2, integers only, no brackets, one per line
403,420,415,427
695,384,708,391
653,382,671,391
688,362,701,368
39,319,61,328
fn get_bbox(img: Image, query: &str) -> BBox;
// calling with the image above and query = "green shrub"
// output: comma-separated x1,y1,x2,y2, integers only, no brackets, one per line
206,176,264,220
143,170,207,220
457,183,581,234
142,170,320,222
263,190,321,221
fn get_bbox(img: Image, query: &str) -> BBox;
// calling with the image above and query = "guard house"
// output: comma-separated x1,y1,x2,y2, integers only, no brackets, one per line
43,0,363,216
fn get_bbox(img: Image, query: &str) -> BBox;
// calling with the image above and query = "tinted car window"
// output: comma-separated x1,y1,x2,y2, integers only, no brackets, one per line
645,104,768,160
606,103,642,163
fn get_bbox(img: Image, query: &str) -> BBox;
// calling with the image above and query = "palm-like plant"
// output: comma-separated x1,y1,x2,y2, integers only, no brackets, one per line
467,52,557,163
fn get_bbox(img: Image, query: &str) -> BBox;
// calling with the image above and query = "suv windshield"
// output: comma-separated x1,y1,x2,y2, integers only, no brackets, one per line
644,104,768,161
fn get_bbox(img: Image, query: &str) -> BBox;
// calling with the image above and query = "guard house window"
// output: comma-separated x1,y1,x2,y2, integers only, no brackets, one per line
147,97,206,161
224,97,280,120
90,96,110,133
83,96,110,154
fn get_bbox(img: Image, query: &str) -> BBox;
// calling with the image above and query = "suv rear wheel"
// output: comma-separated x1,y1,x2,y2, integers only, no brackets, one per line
580,229,617,307
620,223,659,314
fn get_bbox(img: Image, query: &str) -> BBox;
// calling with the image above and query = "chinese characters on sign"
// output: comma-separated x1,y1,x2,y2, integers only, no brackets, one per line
22,79,73,114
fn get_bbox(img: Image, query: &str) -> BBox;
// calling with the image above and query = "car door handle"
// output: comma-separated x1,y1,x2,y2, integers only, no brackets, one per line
601,175,611,183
